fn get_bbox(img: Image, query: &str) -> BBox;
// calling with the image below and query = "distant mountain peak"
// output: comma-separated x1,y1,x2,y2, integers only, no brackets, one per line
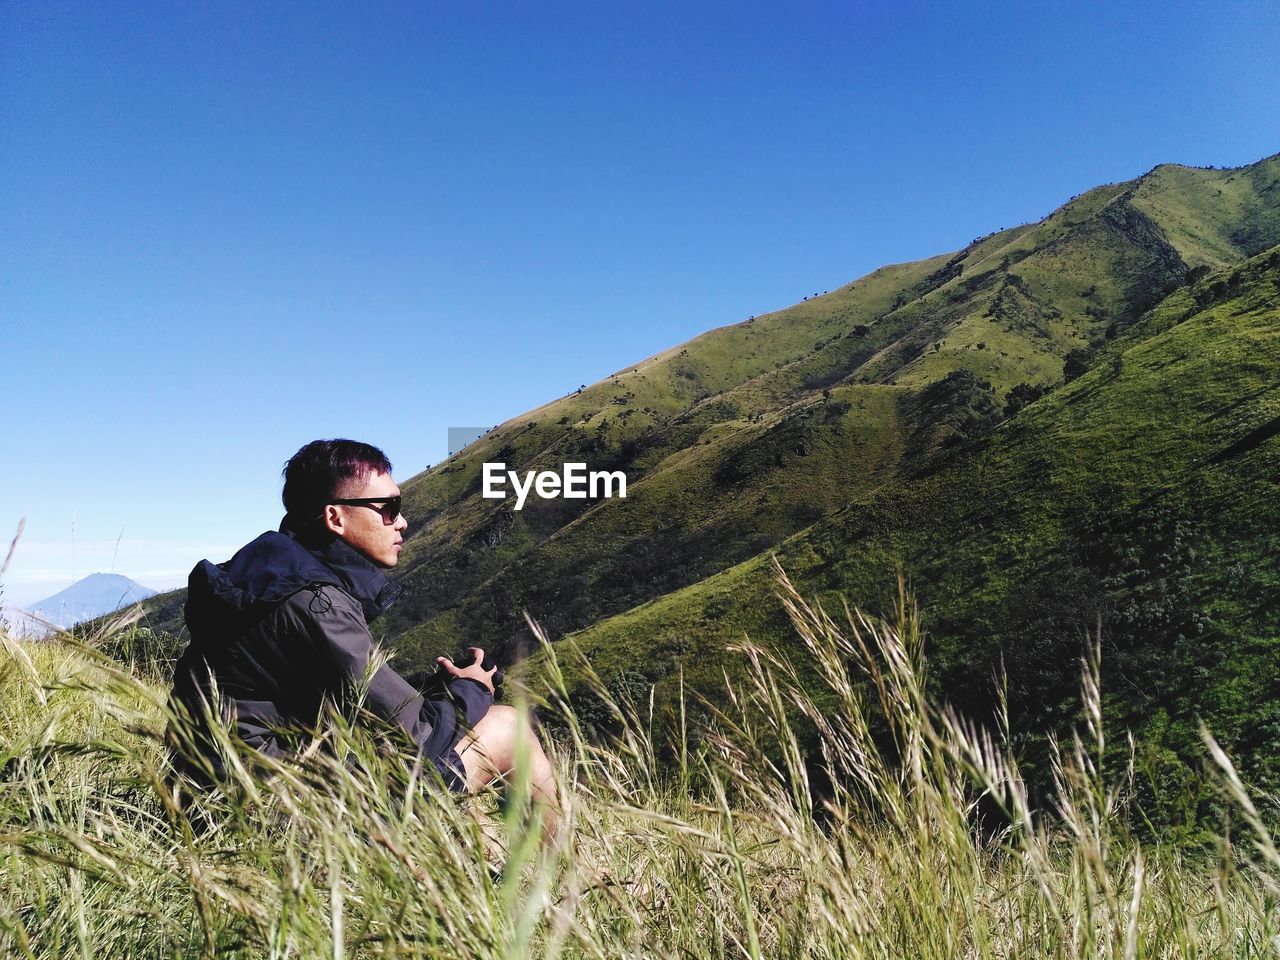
19,573,158,634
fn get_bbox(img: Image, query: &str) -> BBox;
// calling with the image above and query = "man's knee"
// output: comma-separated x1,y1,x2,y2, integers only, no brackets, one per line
482,704,521,738
479,704,542,760
463,705,521,766
458,704,536,789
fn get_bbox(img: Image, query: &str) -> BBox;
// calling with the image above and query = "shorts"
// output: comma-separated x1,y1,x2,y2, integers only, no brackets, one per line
432,746,467,793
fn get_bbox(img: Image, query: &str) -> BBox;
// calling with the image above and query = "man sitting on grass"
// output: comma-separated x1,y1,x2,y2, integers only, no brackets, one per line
168,438,558,834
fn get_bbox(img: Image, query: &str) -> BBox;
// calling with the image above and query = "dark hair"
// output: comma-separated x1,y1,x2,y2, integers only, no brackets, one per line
282,439,393,520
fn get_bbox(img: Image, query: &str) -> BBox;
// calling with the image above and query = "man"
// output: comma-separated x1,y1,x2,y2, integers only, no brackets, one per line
169,439,557,830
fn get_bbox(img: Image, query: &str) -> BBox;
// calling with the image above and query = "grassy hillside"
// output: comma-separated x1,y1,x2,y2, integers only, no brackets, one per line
540,245,1280,829
370,153,1280,671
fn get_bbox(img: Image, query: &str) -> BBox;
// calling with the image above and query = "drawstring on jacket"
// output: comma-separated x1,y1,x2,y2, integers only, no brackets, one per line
306,584,334,615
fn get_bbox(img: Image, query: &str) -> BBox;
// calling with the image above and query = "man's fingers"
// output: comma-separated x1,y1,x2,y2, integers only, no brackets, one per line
437,653,494,690
467,646,497,674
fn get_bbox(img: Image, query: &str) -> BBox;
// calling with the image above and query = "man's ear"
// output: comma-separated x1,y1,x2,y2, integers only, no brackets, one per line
322,503,345,536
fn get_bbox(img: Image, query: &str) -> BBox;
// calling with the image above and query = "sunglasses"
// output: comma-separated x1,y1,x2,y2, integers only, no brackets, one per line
330,495,403,524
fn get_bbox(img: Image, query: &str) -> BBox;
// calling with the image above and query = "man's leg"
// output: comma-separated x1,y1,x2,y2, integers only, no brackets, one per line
455,705,559,840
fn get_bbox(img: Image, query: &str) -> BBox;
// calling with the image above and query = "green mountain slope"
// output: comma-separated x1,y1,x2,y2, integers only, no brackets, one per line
377,154,1279,673
546,245,1280,824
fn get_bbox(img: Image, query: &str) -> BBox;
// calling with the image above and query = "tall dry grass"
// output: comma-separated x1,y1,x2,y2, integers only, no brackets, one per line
1,563,1277,958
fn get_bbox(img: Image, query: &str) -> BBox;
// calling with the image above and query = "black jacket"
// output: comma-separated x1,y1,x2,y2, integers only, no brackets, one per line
169,524,491,782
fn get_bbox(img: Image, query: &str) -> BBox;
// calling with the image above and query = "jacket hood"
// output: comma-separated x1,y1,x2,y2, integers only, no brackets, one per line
187,526,401,624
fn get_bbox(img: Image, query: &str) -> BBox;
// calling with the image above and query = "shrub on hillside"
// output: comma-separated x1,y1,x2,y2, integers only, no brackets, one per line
1005,382,1047,416
1062,347,1093,382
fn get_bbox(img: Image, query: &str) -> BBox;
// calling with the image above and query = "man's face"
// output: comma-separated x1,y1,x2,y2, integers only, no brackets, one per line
325,470,407,567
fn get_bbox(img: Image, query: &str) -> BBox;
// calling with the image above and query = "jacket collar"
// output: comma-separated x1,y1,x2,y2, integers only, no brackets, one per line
279,520,402,623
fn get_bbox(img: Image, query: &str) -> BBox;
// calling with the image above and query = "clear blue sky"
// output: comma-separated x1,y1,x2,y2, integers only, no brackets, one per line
2,0,1277,606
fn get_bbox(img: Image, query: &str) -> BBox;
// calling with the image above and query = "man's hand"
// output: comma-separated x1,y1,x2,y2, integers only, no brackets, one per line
437,646,498,695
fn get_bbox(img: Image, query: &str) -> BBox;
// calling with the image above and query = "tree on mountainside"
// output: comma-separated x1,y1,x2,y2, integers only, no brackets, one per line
1005,383,1047,416
1063,348,1092,382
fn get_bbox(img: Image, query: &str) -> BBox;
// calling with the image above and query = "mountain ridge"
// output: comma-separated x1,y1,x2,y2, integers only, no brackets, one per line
135,156,1274,655
365,153,1278,670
